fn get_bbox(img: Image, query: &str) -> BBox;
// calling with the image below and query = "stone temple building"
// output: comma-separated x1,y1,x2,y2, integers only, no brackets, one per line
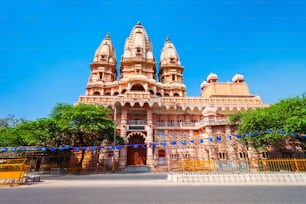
77,22,271,170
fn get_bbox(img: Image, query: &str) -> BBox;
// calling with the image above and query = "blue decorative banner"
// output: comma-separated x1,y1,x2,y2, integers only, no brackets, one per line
181,140,186,145
236,134,242,139
171,141,177,145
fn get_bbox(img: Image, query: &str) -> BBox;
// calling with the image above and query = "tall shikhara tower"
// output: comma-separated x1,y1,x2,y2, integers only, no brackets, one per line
78,22,268,170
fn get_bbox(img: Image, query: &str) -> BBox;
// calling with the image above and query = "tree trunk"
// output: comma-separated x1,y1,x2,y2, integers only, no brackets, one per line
79,149,85,168
78,132,85,168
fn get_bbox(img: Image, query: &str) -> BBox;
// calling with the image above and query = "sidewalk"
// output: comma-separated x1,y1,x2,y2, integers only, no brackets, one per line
167,172,306,185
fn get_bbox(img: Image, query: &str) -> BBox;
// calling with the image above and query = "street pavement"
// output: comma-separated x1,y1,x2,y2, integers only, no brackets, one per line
1,173,306,204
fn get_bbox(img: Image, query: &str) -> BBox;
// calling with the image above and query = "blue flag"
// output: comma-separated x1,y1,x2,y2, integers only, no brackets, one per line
171,141,177,145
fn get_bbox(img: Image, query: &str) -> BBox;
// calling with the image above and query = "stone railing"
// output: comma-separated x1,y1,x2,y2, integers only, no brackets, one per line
153,118,227,129
78,95,263,105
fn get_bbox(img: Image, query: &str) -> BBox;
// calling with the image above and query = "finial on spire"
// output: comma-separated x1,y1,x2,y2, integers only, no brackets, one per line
106,32,110,39
137,21,141,25
166,36,170,42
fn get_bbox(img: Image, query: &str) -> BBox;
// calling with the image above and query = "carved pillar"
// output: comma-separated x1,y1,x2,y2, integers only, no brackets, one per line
225,126,236,160
121,107,128,141
206,126,217,160
119,107,128,168
146,108,154,167
118,146,127,169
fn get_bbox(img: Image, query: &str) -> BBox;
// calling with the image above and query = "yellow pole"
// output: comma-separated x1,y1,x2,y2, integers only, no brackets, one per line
294,158,299,172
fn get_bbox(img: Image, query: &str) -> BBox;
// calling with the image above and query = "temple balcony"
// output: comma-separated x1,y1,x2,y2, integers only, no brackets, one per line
127,120,147,125
153,118,228,130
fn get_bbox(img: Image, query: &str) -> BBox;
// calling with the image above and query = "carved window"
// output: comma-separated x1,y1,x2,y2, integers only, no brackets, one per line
218,152,227,160
170,153,179,159
239,152,248,159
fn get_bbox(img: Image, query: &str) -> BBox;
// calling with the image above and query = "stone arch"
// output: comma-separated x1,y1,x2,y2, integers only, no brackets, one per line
131,84,145,92
127,132,147,165
127,131,147,141
93,91,100,96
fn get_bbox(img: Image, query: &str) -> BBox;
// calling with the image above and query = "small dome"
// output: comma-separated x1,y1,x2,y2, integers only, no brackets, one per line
202,107,217,116
93,33,116,64
160,37,181,66
232,74,245,83
200,80,208,89
206,73,218,83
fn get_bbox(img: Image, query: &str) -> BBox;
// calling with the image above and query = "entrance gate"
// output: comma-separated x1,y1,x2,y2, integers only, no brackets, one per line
127,133,146,165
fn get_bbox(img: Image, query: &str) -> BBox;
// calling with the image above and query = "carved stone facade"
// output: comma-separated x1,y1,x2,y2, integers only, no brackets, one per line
77,22,301,170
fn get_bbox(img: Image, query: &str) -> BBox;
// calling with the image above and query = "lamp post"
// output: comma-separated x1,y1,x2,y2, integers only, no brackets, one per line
112,106,117,172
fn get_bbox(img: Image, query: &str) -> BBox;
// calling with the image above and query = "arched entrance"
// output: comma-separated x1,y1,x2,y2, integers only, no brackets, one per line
127,132,146,165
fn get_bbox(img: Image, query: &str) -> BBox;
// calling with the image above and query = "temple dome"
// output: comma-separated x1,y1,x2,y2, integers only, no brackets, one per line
160,37,181,66
232,74,245,83
93,33,116,64
122,21,154,60
206,73,218,83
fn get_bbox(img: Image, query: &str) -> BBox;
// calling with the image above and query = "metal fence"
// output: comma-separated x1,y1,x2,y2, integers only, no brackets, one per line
0,158,27,185
175,159,306,173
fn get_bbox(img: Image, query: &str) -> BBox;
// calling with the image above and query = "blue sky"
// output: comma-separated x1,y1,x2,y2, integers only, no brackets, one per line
0,0,305,120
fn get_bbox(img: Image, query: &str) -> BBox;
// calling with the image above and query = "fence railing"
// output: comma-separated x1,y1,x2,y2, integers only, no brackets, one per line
174,159,306,173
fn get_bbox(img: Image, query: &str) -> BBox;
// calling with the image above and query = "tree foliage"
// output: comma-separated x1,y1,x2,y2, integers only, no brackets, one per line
229,94,306,150
48,103,115,147
0,103,116,149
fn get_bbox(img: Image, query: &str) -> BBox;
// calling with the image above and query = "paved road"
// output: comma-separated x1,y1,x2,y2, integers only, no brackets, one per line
1,174,305,204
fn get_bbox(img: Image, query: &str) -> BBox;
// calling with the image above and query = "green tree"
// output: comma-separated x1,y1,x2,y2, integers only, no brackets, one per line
229,94,306,151
0,115,28,147
49,103,115,167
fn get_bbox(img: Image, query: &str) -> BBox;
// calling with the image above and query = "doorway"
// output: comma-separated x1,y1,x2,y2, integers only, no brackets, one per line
127,133,146,165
